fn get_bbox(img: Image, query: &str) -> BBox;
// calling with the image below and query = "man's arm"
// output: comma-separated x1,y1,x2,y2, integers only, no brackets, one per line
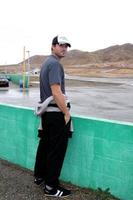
51,84,70,124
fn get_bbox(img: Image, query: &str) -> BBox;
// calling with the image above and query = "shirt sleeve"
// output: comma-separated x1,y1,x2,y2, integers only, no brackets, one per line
48,62,62,85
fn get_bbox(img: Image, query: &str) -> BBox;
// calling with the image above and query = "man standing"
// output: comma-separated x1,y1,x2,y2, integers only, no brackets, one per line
34,36,72,198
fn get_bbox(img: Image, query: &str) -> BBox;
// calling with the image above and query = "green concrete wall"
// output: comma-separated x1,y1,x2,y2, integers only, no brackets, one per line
0,104,133,200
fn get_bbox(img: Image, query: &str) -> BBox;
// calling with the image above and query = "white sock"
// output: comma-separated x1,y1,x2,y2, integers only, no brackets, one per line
45,185,53,190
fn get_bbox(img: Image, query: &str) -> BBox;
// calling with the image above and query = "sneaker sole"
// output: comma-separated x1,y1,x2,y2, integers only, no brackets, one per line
45,193,71,198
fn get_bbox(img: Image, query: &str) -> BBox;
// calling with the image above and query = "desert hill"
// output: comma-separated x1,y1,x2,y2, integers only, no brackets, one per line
62,43,133,64
62,43,133,77
0,43,133,77
94,43,133,63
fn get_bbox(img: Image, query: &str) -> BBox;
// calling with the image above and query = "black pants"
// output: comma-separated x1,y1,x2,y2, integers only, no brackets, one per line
34,112,70,187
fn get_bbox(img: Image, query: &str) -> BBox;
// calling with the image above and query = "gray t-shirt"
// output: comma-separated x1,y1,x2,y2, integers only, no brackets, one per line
40,55,65,102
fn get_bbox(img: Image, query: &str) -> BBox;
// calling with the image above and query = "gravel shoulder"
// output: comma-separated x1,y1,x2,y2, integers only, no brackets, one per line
0,159,120,200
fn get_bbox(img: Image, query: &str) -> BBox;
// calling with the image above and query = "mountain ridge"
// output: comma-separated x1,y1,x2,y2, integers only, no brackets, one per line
0,43,133,77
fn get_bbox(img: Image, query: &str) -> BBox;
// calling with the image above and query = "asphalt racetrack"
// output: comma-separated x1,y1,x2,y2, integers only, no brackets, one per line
0,76,133,123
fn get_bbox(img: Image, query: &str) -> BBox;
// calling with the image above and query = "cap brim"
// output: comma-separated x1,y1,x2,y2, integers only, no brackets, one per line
58,43,71,47
66,43,71,47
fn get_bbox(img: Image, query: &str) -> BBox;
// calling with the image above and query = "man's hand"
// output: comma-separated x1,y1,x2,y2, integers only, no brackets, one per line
64,111,71,124
51,84,71,123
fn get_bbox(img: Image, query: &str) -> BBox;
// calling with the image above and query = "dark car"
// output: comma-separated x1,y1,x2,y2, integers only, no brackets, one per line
0,77,9,88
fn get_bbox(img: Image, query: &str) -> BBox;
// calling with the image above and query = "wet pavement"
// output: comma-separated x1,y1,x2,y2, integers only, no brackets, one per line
0,77,133,123
0,78,131,200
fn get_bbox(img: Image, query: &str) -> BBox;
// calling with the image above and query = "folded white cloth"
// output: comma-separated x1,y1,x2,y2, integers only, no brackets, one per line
35,95,74,135
35,96,54,116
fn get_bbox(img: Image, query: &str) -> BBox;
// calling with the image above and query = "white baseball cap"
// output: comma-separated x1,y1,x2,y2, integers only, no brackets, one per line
52,35,71,47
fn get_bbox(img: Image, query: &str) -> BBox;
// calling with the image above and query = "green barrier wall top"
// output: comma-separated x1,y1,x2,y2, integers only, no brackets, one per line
0,104,133,200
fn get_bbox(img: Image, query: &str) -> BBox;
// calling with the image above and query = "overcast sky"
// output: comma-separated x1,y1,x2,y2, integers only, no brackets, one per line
0,0,133,64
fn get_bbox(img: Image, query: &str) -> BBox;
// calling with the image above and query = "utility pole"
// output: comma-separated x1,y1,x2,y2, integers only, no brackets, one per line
23,46,26,90
26,50,30,88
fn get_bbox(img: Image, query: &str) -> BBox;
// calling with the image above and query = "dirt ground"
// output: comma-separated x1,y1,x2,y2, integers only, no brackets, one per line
0,159,120,200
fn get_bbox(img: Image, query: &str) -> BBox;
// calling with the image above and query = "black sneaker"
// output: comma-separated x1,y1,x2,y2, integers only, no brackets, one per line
34,177,44,185
44,185,71,198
